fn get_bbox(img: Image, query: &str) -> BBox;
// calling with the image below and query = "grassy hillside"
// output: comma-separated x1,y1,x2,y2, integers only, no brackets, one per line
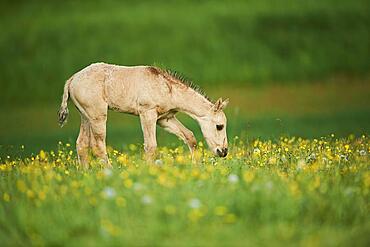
0,0,369,105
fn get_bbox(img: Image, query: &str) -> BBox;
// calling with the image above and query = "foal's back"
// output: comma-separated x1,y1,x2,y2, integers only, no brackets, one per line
69,63,173,116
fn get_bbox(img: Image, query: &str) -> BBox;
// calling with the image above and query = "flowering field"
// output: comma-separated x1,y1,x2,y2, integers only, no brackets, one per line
1,136,369,246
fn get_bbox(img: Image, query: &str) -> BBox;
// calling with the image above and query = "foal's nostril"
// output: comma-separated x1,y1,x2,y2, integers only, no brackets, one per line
217,148,228,157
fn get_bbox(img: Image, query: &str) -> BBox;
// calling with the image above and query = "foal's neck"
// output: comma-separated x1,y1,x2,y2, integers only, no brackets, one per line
175,87,213,120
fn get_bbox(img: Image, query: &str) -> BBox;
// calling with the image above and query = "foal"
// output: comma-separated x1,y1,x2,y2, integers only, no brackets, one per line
58,63,229,168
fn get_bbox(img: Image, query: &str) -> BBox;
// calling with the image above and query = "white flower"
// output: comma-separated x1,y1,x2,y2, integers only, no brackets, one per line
142,195,152,205
103,168,113,177
102,187,116,199
359,150,366,156
265,181,273,190
189,198,201,209
297,159,306,170
154,159,163,166
228,174,239,184
133,182,144,191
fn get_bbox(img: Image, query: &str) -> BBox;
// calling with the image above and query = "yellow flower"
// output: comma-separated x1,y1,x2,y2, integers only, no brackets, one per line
101,219,122,236
129,144,137,151
164,205,177,215
27,190,35,199
117,154,128,165
268,157,277,165
115,197,126,207
214,206,227,216
124,179,133,188
38,191,46,201
175,155,185,164
17,180,27,193
363,172,370,188
39,150,46,161
224,213,237,224
89,197,97,206
243,170,255,183
3,193,10,202
289,182,301,198
188,209,204,223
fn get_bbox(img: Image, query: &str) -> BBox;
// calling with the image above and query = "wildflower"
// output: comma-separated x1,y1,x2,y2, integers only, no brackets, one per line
243,170,255,183
103,168,113,177
115,197,126,207
39,150,46,160
89,197,97,206
27,190,35,199
129,144,137,151
214,206,227,216
133,182,144,191
363,172,370,188
117,154,127,165
38,191,46,201
228,174,239,184
224,213,237,224
100,219,121,237
164,205,177,215
17,180,27,193
297,159,306,170
289,182,300,198
265,181,273,191
359,150,366,156
102,187,116,199
154,159,163,166
188,209,204,222
189,198,201,209
3,193,10,202
268,157,277,165
123,179,133,188
176,155,186,164
142,195,153,205
253,148,261,156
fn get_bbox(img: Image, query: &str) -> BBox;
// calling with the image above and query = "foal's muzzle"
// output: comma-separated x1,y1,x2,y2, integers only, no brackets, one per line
216,148,228,157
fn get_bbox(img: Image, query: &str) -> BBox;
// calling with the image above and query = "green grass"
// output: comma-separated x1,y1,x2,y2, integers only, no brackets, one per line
0,0,369,105
0,136,369,246
1,81,369,158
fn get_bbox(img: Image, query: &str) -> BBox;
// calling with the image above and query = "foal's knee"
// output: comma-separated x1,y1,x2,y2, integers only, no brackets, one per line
185,132,197,150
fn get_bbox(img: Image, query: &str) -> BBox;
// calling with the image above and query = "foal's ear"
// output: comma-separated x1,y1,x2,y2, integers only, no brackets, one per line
213,98,229,112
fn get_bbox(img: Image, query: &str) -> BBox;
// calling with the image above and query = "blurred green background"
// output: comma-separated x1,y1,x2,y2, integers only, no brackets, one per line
0,0,369,156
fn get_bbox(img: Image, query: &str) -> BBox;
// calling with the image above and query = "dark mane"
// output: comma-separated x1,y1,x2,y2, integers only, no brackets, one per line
148,66,211,101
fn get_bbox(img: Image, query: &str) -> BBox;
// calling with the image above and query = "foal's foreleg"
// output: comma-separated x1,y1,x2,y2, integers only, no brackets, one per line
139,109,158,161
158,117,197,158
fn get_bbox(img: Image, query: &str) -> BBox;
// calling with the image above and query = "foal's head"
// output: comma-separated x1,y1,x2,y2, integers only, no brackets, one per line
198,98,229,157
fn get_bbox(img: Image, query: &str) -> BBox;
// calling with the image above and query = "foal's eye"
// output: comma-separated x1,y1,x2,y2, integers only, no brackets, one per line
216,124,224,131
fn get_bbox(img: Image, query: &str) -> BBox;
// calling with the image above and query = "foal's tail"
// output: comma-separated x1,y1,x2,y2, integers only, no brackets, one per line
58,77,72,127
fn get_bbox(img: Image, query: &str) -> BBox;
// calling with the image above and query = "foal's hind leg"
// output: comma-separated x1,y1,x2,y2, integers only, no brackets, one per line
76,116,90,169
89,114,111,167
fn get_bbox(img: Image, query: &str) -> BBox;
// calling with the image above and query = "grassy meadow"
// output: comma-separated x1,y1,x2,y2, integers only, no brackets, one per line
1,0,370,246
1,137,369,246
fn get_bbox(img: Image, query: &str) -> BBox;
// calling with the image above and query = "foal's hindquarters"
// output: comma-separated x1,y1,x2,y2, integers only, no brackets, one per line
69,71,111,169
